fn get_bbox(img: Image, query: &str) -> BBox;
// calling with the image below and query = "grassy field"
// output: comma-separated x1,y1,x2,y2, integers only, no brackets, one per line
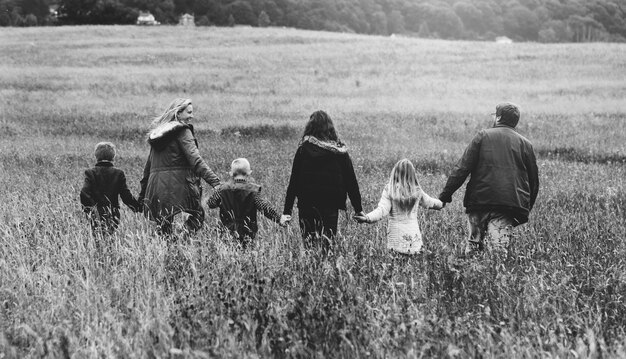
1,25,625,358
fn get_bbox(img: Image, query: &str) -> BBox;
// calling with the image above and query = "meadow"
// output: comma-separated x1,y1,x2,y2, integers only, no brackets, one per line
0,25,625,358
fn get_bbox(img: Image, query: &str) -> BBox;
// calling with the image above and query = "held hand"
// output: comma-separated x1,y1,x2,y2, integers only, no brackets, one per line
280,214,292,226
353,212,368,224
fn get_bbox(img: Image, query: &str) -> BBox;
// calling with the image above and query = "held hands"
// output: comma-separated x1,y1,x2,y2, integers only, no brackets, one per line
280,214,292,227
352,211,369,224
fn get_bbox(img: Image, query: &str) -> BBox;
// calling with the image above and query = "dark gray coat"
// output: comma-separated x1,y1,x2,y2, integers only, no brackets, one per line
439,123,539,225
139,121,220,221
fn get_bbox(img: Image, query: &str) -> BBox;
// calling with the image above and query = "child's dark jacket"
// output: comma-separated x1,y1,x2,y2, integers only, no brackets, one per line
207,178,280,239
80,161,141,223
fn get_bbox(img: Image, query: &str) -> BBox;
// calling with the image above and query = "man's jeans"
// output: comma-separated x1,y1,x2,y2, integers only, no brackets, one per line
466,211,516,254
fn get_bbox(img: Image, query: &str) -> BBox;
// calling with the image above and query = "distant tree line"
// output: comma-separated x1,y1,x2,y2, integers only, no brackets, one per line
1,0,625,42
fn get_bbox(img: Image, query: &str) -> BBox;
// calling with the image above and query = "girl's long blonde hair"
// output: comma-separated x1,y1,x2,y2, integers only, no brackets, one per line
388,159,422,213
150,98,192,129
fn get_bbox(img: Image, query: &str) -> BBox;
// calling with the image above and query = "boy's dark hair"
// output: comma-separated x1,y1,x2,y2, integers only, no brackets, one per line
95,142,116,161
302,110,342,144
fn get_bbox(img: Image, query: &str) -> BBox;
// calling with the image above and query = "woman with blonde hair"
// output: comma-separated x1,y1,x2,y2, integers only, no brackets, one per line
354,159,443,254
138,98,221,236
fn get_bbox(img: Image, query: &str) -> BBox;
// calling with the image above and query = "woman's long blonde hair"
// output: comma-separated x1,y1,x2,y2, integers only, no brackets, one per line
150,98,192,129
388,159,422,213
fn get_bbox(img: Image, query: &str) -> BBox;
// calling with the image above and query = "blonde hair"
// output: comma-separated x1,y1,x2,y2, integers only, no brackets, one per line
387,159,422,213
230,158,251,178
150,98,192,129
94,142,116,161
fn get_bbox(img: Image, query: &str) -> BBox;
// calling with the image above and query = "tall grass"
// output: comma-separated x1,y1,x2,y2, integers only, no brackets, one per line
0,26,625,357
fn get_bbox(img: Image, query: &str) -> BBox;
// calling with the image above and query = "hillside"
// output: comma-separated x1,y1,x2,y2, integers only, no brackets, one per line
2,0,626,42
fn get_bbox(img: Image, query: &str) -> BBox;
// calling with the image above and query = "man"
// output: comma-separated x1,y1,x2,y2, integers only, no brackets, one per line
439,102,539,255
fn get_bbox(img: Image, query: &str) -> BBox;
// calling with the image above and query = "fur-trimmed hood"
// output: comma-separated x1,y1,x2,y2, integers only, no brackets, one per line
301,136,347,155
147,121,194,150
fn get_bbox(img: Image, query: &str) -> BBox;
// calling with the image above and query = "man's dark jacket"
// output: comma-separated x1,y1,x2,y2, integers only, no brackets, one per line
283,139,362,215
439,123,539,225
80,162,141,224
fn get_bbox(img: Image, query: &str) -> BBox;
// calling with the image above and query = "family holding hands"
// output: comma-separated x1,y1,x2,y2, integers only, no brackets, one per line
81,98,539,256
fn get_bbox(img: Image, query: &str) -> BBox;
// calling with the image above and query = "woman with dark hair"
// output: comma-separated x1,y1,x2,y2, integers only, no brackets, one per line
138,98,221,236
281,110,363,250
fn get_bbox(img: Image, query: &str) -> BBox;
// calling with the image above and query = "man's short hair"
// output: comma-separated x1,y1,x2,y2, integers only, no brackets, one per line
94,142,116,161
230,158,251,178
496,102,520,128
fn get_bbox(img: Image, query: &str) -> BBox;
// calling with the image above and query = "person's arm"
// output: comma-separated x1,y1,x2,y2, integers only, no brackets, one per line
283,147,302,216
179,129,221,188
526,145,540,211
419,190,444,210
80,170,96,212
344,153,363,214
138,153,151,204
119,171,141,212
439,131,483,203
254,191,281,224
206,188,222,209
360,186,392,223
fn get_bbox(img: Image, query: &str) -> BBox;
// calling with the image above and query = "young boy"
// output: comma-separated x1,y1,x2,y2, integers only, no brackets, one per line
207,158,283,247
80,142,141,236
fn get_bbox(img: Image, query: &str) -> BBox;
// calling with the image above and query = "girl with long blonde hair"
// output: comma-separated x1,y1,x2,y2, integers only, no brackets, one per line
354,159,443,254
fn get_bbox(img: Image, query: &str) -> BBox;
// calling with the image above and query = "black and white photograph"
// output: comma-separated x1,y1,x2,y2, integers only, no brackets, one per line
1,0,625,357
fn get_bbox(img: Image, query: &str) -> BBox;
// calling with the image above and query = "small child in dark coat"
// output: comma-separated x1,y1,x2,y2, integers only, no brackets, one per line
207,158,283,248
80,142,141,236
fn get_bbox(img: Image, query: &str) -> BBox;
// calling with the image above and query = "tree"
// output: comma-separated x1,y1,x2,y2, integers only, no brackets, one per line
370,10,387,34
475,1,502,35
11,7,24,25
568,14,609,42
20,0,49,20
229,0,256,26
539,19,573,42
262,0,284,25
196,15,210,26
0,2,11,26
417,22,430,37
453,2,483,34
504,5,540,41
0,12,10,26
387,10,405,34
24,12,36,25
58,0,98,24
587,0,626,38
258,10,270,27
422,4,464,39
402,2,425,32
94,0,137,24
336,3,369,33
